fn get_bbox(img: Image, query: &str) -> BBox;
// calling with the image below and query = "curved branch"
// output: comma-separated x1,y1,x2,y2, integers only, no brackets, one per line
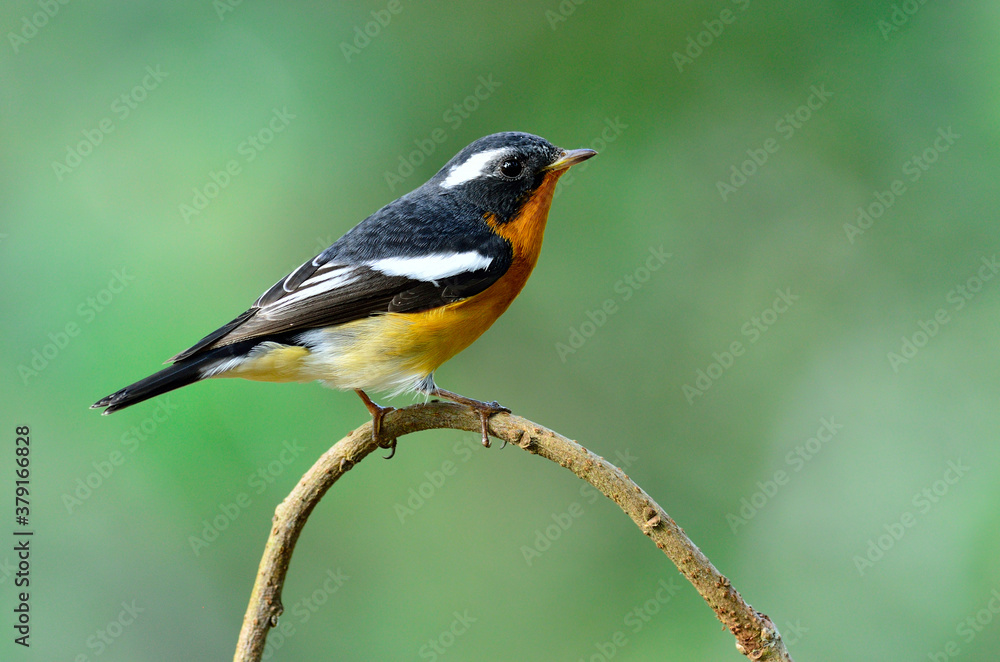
233,402,794,662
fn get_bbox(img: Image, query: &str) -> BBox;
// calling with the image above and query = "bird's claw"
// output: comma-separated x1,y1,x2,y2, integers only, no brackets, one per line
371,410,398,459
467,400,510,448
355,389,398,459
378,435,398,460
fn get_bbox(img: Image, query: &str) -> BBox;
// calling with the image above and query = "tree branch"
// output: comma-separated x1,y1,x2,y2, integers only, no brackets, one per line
233,402,794,662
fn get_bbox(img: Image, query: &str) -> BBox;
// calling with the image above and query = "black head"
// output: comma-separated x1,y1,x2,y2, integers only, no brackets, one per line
427,132,596,223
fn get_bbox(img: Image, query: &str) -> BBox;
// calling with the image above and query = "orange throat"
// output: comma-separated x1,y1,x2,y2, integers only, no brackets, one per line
486,168,566,284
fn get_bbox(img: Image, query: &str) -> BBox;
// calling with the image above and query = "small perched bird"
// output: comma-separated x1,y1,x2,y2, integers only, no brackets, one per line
92,132,595,455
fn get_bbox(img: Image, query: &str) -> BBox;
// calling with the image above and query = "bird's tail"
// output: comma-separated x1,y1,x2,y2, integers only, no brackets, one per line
91,342,253,414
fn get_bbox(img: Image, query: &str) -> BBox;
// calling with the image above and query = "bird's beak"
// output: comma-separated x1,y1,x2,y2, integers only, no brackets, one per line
546,148,597,171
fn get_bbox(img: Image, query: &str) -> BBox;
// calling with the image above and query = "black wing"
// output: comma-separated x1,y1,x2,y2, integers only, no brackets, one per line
168,198,511,363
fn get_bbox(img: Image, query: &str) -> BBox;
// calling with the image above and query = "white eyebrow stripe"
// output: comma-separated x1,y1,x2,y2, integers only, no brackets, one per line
366,252,493,283
440,148,507,188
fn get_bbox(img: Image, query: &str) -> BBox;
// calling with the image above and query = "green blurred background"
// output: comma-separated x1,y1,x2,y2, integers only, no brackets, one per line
2,1,999,659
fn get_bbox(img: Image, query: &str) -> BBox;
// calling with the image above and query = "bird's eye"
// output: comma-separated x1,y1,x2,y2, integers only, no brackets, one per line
499,158,524,179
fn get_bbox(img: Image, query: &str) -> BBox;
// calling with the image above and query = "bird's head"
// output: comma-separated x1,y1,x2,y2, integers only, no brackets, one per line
430,132,596,223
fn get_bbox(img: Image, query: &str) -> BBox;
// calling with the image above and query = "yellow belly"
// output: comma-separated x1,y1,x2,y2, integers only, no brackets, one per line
224,271,528,394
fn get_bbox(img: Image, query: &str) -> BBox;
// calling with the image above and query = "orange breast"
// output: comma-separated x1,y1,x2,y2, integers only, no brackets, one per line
388,168,567,373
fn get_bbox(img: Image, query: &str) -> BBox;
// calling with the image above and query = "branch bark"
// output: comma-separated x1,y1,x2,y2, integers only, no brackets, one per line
233,402,794,662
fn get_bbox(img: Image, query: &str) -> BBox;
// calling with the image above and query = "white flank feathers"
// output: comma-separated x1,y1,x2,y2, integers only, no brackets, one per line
200,356,247,378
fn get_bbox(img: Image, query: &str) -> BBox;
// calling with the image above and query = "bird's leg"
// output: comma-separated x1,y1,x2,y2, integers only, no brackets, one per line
354,389,397,459
427,387,510,448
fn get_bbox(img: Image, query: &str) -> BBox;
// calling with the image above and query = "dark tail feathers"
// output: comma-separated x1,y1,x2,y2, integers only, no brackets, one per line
91,340,259,414
91,358,211,414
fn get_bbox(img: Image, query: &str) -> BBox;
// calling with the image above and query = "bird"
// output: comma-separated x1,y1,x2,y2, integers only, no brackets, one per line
92,131,596,456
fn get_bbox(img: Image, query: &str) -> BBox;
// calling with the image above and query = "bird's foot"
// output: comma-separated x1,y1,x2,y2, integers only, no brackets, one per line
355,390,398,459
429,388,510,448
